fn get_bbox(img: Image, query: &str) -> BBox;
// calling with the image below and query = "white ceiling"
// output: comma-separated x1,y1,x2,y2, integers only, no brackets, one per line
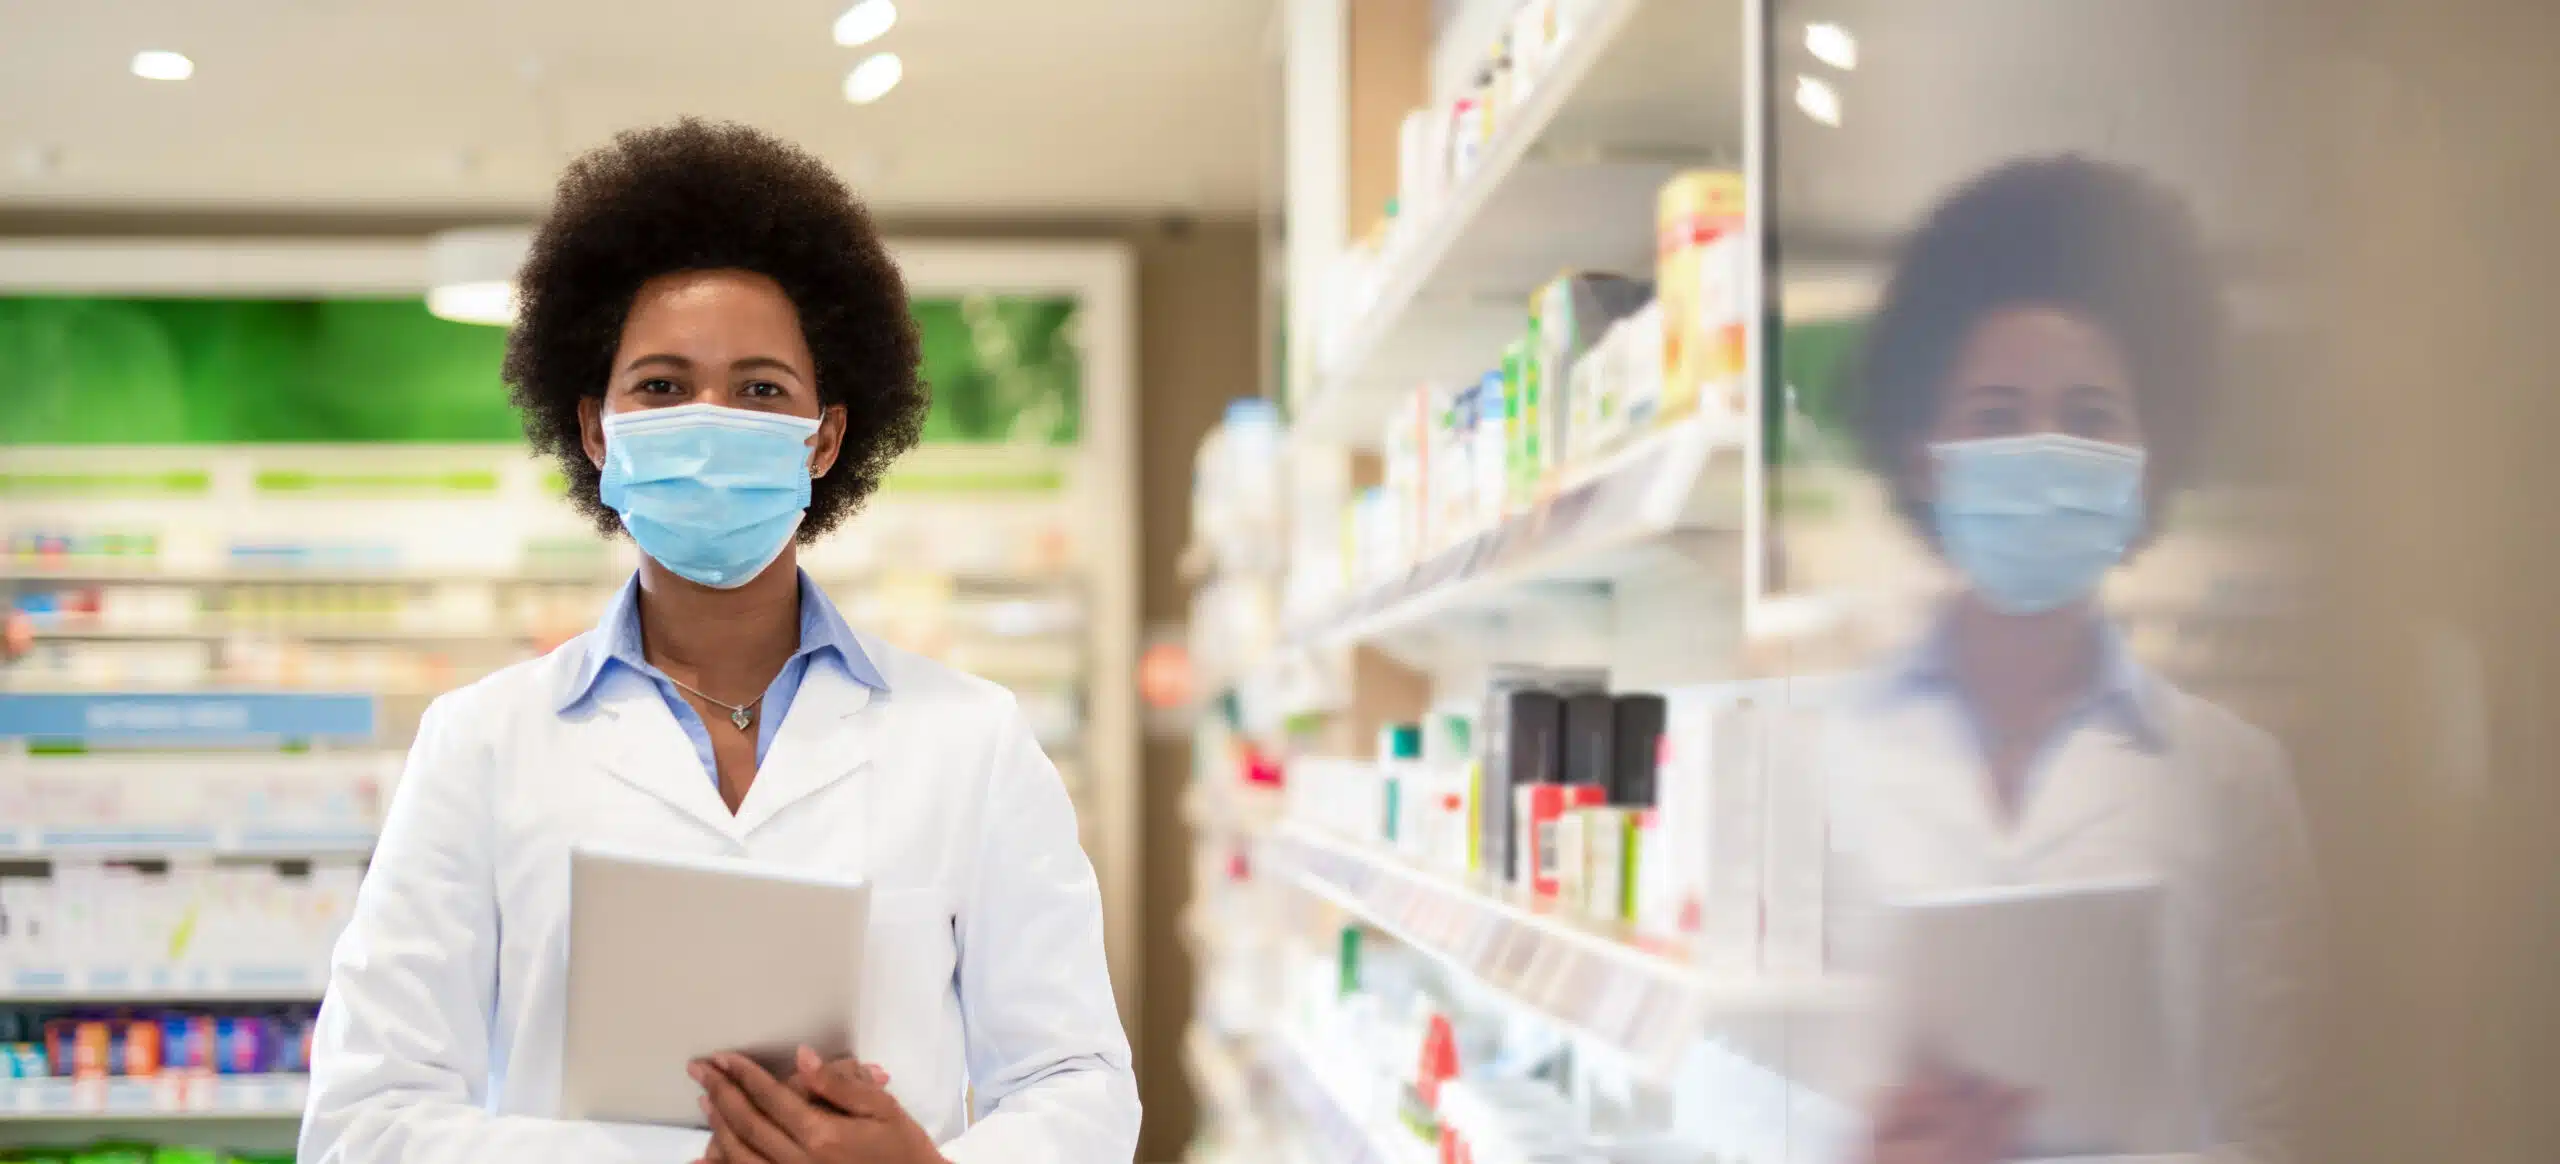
0,0,1273,217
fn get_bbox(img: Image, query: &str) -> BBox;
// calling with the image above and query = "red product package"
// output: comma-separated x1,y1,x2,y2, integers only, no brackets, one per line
43,1019,78,1078
120,1018,162,1077
72,1020,111,1080
1514,784,1566,898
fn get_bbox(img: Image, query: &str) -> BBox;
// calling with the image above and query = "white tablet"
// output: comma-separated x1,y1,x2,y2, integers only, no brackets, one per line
1893,878,2195,1158
560,843,870,1128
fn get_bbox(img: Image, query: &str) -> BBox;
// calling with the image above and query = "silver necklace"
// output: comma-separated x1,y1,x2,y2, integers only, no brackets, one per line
662,673,760,732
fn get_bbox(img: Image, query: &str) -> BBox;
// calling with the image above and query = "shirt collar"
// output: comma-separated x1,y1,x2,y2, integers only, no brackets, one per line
1880,609,2168,752
557,568,887,714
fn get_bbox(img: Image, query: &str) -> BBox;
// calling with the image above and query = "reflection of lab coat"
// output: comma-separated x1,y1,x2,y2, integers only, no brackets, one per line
299,635,1139,1164
1825,631,2314,1164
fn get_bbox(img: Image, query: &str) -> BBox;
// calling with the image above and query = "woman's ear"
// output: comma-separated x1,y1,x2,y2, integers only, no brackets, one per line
808,404,849,477
579,397,608,469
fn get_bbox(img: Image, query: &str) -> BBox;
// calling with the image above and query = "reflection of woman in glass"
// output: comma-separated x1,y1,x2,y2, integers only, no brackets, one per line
1829,157,2313,1164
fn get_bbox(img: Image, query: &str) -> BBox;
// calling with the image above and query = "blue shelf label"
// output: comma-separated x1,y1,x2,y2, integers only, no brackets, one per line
38,827,223,850
0,692,376,742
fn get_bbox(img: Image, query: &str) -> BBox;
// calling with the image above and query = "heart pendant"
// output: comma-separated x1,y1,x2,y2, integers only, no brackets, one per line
730,706,754,731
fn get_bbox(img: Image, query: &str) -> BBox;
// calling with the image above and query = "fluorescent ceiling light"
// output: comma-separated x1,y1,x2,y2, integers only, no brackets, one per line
843,52,903,104
1795,75,1843,127
834,0,898,47
426,227,535,327
131,51,194,81
1805,22,1857,70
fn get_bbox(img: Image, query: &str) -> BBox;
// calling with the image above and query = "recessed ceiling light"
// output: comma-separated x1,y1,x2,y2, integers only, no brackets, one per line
834,0,898,48
1795,75,1842,127
843,52,903,104
427,281,518,327
131,50,194,81
426,227,535,327
1805,23,1857,70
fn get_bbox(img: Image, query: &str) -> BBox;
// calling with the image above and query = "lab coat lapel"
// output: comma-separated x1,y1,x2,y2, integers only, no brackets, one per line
2011,725,2163,869
733,662,875,836
581,677,744,843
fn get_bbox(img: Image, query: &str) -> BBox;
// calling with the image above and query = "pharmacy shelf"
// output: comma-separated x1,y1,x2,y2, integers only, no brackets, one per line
1,975,324,1005
0,683,445,699
1293,0,1739,448
4,564,1078,593
1,565,618,587
1264,823,1864,1074
0,1074,308,1121
1256,1031,1438,1164
1288,416,1742,652
1,824,375,860
32,623,537,643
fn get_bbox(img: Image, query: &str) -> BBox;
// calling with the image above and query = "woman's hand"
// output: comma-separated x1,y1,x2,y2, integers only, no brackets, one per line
1869,1057,2032,1164
690,1048,946,1164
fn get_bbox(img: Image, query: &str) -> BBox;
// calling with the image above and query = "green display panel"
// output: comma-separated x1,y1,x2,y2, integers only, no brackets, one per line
912,296,1083,446
0,294,1081,446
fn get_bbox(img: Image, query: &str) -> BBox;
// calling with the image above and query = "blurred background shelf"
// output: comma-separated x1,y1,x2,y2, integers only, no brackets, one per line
1265,824,1868,1076
1291,0,1739,447
0,1074,310,1121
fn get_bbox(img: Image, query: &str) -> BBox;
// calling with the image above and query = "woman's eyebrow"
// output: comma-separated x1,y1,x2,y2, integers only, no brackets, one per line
622,353,692,373
730,356,806,380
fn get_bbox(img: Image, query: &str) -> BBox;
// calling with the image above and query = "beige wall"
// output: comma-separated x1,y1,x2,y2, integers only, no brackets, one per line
1128,219,1260,1161
2300,2,2560,1159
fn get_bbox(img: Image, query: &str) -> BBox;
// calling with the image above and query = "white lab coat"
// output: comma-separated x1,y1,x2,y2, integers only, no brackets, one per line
1823,656,2316,1164
299,630,1140,1164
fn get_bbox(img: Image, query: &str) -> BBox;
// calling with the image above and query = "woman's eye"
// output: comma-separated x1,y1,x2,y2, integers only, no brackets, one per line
2064,402,2128,438
742,381,785,399
1968,404,2026,435
637,378,682,395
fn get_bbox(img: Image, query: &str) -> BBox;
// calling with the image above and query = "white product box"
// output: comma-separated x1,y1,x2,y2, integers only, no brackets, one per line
1703,700,1769,974
1760,707,1830,976
1638,687,1715,946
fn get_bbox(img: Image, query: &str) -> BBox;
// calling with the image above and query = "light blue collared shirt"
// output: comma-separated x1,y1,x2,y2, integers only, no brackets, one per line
556,569,888,785
1878,611,2170,784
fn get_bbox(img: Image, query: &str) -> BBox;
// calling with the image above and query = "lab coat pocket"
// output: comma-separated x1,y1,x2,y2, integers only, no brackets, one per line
859,889,958,1115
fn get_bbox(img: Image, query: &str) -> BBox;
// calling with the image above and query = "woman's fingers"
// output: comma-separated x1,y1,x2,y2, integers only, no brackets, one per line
699,1096,771,1164
693,1060,809,1163
715,1053,834,1142
795,1057,900,1121
785,1046,893,1114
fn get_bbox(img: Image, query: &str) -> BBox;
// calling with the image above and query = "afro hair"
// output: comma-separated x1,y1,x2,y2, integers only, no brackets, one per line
502,118,926,541
1848,154,2225,538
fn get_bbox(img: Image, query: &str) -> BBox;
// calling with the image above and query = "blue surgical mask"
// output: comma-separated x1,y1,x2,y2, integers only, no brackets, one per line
1931,433,2146,615
598,403,822,589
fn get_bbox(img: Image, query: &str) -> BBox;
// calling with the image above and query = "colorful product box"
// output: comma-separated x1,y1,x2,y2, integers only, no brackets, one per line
1533,272,1653,480
1656,170,1750,428
1518,782,1607,900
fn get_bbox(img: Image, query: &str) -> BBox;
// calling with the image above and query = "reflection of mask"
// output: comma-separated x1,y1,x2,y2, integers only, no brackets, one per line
1931,434,2146,615
599,404,820,590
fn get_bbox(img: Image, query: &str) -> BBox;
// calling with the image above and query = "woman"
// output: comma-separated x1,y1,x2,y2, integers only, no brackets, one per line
1825,157,2314,1164
301,121,1139,1164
